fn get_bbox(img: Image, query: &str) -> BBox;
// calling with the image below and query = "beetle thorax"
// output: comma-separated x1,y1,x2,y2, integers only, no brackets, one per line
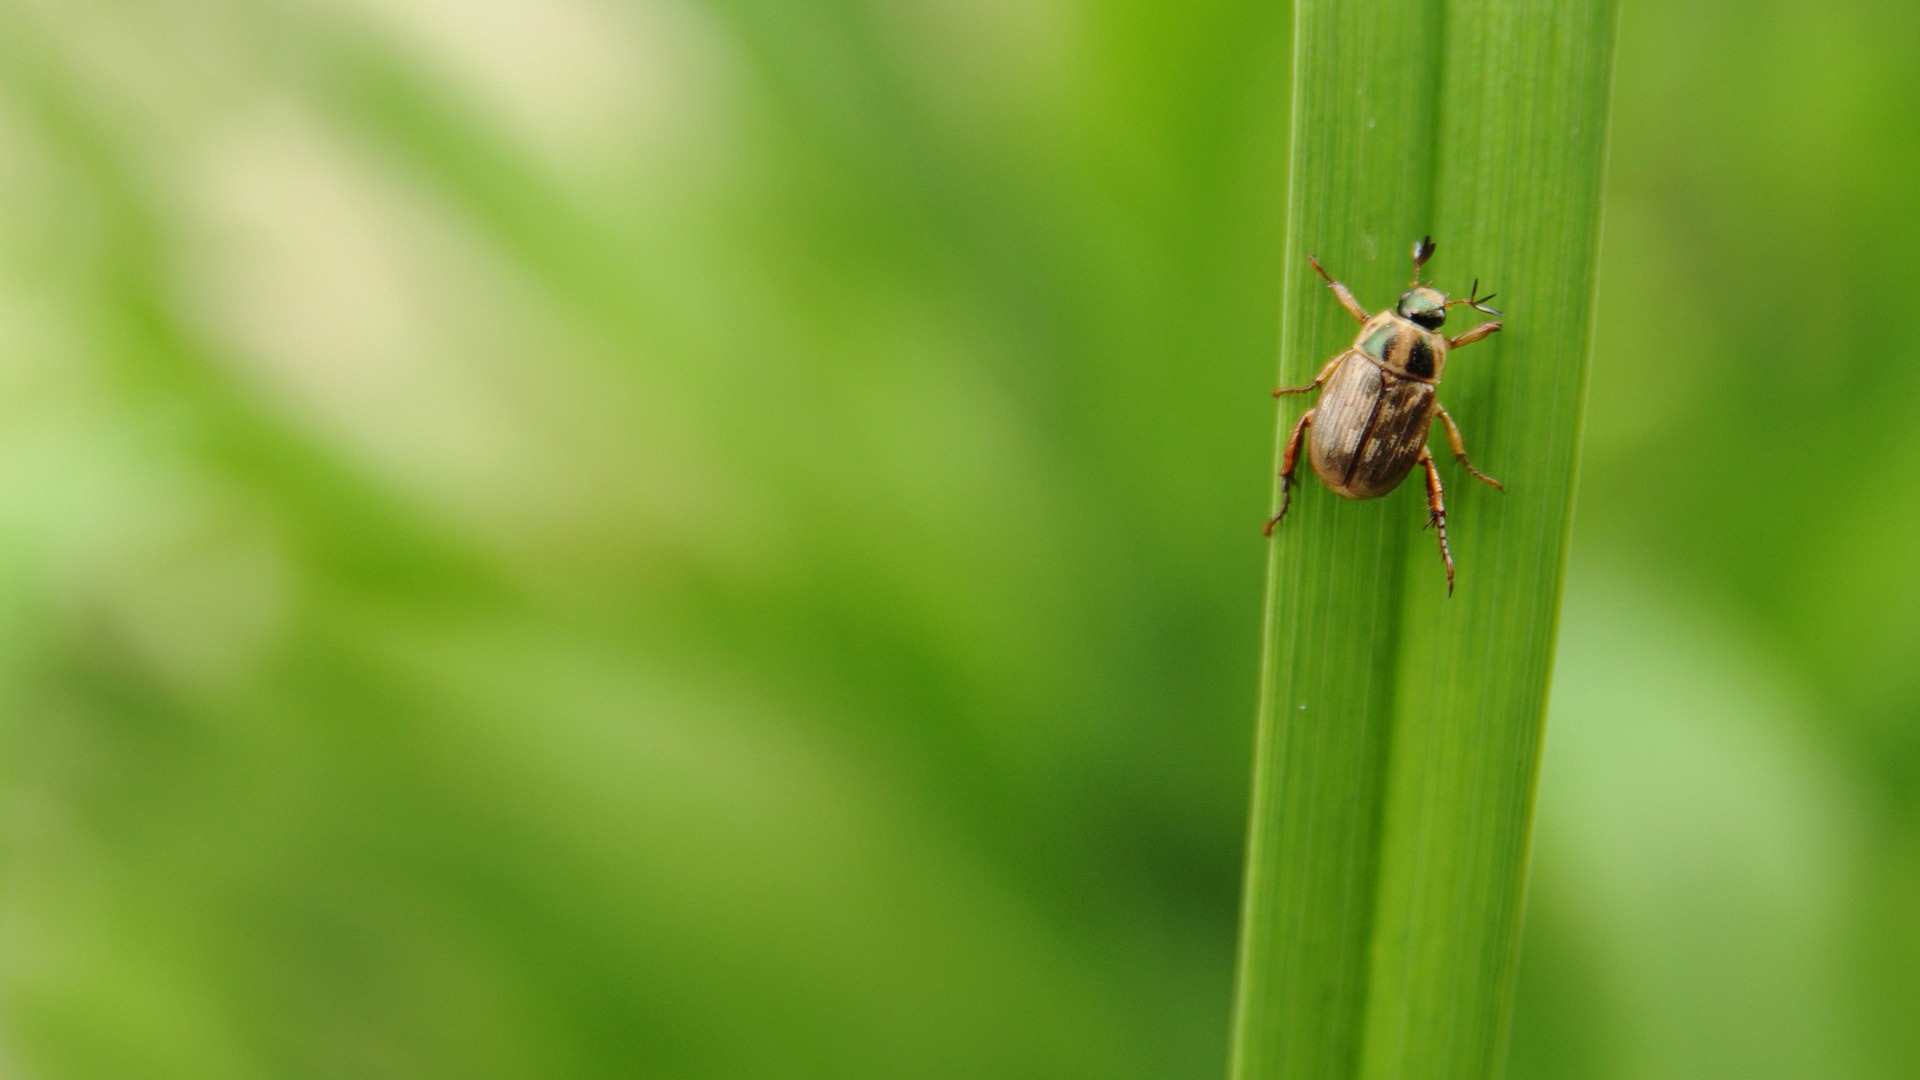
1354,311,1446,382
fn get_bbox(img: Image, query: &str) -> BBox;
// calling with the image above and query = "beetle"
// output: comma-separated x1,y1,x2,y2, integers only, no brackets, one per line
1263,237,1504,594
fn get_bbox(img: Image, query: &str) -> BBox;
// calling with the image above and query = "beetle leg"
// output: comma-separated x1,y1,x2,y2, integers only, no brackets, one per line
1419,449,1456,596
1264,409,1314,536
1307,254,1370,323
1273,354,1345,396
1434,404,1503,490
1448,320,1502,349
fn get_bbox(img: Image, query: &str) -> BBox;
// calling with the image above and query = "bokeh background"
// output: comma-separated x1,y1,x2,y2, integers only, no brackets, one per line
0,1,1913,1077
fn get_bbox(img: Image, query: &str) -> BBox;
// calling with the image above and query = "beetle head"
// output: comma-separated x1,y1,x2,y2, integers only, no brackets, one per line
1396,287,1449,329
1400,237,1502,327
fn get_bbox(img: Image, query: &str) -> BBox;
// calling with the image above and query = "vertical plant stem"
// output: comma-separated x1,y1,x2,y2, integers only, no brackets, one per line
1229,3,1618,1079
1228,2,1444,1077
1362,6,1618,1077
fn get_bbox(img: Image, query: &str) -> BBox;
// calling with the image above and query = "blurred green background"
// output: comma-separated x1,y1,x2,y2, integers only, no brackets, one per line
0,1,1913,1077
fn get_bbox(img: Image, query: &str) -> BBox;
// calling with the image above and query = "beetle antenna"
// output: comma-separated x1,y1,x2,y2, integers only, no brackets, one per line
1448,278,1502,316
1410,236,1436,286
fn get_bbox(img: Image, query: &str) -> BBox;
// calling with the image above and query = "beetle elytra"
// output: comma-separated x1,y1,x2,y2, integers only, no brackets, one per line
1264,237,1504,595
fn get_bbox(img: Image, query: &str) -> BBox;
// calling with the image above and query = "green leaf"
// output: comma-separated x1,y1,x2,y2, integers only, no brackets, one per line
1228,4,1618,1080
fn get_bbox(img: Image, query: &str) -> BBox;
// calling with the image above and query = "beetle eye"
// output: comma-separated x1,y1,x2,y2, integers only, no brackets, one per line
1404,307,1446,330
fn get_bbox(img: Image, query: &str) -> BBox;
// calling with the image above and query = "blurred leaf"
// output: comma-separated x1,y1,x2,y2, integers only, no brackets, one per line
1513,567,1866,1080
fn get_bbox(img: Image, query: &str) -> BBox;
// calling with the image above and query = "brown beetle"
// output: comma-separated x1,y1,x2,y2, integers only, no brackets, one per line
1264,237,1504,594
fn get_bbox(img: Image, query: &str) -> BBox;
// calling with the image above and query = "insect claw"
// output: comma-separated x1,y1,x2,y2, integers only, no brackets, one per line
1263,479,1294,537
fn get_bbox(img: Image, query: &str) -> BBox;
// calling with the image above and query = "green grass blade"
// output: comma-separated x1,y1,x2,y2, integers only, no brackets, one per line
1228,2,1446,1076
1229,4,1618,1080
